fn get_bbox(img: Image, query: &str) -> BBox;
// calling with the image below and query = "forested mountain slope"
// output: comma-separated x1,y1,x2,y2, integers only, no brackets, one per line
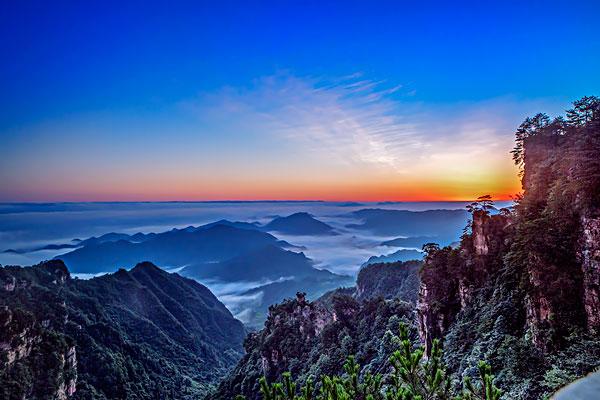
0,260,245,400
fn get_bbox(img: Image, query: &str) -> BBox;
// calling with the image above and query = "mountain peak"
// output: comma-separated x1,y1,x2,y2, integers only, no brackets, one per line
264,212,336,236
131,261,162,274
37,259,71,282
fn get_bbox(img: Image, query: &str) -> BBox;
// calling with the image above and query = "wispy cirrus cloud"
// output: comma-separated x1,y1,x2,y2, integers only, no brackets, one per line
182,72,560,199
186,73,424,172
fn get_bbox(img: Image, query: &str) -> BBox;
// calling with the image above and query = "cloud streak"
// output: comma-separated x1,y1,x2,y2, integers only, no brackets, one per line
184,72,557,200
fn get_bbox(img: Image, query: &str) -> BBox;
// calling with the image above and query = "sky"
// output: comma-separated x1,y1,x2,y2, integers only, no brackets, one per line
1,1,599,202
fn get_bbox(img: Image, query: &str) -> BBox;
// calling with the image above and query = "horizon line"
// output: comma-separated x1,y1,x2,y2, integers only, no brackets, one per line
0,198,516,205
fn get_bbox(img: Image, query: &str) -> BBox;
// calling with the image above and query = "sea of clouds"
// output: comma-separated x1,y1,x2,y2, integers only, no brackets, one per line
0,201,510,319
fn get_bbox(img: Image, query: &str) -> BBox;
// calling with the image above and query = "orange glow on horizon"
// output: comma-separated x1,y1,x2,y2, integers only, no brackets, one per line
7,173,521,203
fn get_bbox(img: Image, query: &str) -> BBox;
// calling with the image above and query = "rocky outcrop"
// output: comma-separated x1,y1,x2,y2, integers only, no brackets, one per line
416,98,600,398
2,276,16,291
260,293,333,375
417,211,510,354
417,278,458,354
469,210,511,257
56,346,77,400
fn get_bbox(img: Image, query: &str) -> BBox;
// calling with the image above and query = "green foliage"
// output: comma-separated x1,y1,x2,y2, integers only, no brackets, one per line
0,261,244,399
212,292,415,400
465,195,494,215
510,113,551,170
419,96,600,399
459,362,502,400
237,324,501,400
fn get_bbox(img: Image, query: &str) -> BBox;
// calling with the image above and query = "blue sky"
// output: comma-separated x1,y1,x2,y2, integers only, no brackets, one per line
1,1,599,201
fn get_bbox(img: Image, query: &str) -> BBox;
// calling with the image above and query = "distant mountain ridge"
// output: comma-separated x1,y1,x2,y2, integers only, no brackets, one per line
362,249,423,267
380,236,436,249
3,214,336,256
55,224,291,274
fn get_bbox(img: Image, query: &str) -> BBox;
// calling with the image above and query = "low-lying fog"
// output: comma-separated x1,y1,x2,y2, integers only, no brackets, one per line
0,200,477,267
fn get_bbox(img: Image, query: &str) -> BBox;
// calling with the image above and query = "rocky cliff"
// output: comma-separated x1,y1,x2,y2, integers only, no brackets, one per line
417,97,600,399
0,260,245,400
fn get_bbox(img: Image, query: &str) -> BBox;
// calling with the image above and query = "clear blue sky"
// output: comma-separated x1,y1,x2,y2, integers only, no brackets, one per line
1,1,599,201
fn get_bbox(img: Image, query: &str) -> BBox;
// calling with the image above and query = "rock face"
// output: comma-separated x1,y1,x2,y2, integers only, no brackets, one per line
580,216,600,332
0,260,245,400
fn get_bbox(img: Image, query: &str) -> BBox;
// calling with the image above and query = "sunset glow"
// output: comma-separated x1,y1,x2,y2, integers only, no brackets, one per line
1,2,597,202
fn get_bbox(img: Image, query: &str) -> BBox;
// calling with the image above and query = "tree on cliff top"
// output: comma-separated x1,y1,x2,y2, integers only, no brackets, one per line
466,195,494,215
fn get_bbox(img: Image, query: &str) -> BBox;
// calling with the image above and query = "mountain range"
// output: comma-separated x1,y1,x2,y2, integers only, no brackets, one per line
56,224,292,275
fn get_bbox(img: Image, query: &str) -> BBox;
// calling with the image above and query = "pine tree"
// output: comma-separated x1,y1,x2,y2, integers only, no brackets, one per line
238,323,502,400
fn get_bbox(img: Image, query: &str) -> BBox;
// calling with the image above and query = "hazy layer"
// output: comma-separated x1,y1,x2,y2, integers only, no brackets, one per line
0,201,510,271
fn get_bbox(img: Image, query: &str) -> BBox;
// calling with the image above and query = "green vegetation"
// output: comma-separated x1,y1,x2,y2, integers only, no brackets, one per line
0,260,245,399
238,324,500,400
210,292,416,400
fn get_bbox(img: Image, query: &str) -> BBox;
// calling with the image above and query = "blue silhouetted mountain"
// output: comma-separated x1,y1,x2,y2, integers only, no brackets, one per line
336,202,364,207
2,249,21,254
362,249,424,268
182,244,324,282
76,232,144,246
37,243,81,251
347,209,469,244
262,212,337,235
56,224,290,274
3,243,80,254
192,219,262,232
